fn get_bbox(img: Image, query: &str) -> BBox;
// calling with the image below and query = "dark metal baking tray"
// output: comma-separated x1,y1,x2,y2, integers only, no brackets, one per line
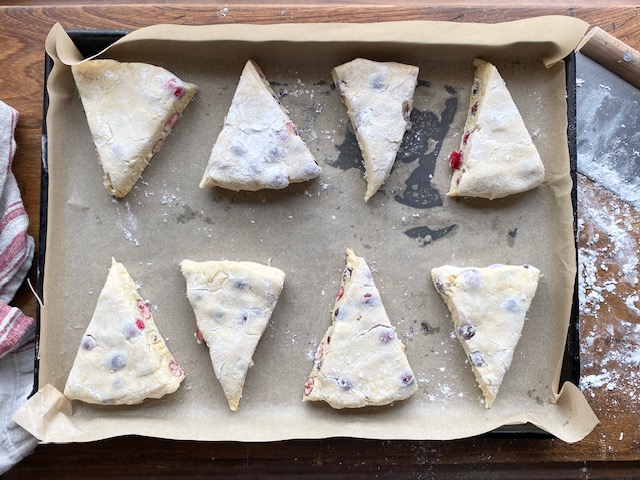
35,30,580,440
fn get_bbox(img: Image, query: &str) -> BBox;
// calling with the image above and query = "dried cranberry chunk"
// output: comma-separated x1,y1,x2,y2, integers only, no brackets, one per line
449,151,463,170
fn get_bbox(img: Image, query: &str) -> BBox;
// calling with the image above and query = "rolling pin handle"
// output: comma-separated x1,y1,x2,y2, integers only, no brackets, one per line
576,26,640,90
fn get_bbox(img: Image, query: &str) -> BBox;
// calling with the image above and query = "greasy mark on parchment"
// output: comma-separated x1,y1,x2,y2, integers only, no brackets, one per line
395,92,458,209
420,321,440,335
404,224,457,246
507,227,519,247
176,205,215,225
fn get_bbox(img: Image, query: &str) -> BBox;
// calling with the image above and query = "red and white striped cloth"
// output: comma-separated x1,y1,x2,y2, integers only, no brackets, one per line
0,100,35,359
0,99,37,475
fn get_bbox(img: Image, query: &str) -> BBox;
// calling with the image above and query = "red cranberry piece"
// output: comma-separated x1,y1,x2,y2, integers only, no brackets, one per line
169,360,183,377
195,329,205,344
122,321,143,341
449,151,463,170
304,377,314,396
135,318,145,331
254,65,267,80
166,77,185,98
362,292,377,306
81,335,96,351
336,287,344,301
457,324,476,340
152,138,164,154
285,122,299,136
463,131,470,145
471,102,478,116
327,336,331,344
164,113,179,132
138,299,152,319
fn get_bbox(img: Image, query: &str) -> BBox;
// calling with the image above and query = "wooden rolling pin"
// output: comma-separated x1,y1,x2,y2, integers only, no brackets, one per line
576,26,640,90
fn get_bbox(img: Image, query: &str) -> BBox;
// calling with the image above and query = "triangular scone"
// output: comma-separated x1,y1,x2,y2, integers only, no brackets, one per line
180,259,285,411
199,60,321,191
64,258,185,405
447,58,545,199
72,59,197,197
332,58,419,201
303,249,417,408
431,264,541,408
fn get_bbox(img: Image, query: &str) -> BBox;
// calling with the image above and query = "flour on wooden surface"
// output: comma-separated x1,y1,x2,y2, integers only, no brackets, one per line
578,176,640,403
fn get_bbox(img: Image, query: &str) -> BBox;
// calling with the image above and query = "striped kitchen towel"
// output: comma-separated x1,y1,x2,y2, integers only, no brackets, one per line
0,99,35,358
0,99,38,475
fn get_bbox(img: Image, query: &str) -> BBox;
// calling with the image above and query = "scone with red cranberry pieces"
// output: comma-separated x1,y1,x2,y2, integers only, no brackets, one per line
304,249,417,409
447,59,545,200
199,60,321,192
181,259,285,411
64,258,185,405
72,59,197,197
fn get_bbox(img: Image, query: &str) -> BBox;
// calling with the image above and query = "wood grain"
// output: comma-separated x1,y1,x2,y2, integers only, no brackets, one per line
2,4,640,478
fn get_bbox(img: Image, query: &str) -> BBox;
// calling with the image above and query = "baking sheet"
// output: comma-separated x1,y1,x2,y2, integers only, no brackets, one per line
15,17,598,444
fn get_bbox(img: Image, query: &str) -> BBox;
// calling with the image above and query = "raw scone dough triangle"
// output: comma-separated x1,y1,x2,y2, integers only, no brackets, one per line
332,58,419,201
64,258,185,405
180,259,285,411
72,59,197,198
447,58,545,199
303,249,417,409
199,60,322,191
431,264,541,408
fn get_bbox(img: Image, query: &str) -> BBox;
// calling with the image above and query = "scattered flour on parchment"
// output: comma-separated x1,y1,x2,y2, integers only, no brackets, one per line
113,200,140,246
578,176,640,400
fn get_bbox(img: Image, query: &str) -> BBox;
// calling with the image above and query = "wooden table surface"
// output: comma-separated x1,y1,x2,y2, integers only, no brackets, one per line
2,3,640,478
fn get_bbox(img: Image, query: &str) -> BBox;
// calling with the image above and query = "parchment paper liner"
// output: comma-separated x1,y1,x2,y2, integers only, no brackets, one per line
15,17,598,443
